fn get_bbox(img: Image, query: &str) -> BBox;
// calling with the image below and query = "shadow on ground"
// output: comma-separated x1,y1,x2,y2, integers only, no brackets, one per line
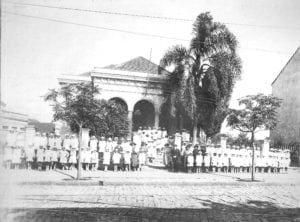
1,200,300,222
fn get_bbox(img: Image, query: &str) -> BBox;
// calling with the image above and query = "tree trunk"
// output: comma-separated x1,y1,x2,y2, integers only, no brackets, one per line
251,131,255,181
77,125,82,180
192,123,197,145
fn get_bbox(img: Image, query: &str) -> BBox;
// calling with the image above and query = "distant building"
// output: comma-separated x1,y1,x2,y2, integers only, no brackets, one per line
271,47,300,144
0,102,29,148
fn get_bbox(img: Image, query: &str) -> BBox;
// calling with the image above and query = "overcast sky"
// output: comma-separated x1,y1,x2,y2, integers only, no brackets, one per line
2,0,300,122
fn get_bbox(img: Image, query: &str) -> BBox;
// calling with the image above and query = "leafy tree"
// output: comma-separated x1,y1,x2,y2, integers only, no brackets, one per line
45,82,128,179
45,82,101,179
227,93,281,181
160,12,242,143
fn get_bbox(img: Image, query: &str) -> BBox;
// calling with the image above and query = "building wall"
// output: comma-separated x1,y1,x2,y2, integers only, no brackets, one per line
0,108,29,148
271,48,300,144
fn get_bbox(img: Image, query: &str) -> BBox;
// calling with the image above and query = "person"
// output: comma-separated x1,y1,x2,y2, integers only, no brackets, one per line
117,141,124,171
36,147,44,170
91,150,98,171
138,145,146,171
25,147,35,170
12,147,22,169
70,134,78,150
192,145,200,173
48,133,55,149
55,135,63,150
124,149,131,171
44,146,52,170
85,148,92,170
195,147,203,173
3,145,12,169
171,145,181,172
51,147,58,170
98,136,106,169
63,134,71,150
112,148,121,172
203,152,211,173
90,136,98,152
60,147,69,170
106,137,114,152
68,148,77,170
131,151,139,171
103,145,111,171
41,133,48,149
186,146,194,173
81,148,88,170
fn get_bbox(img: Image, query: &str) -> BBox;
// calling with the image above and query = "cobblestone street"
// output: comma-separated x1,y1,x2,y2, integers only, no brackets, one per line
0,167,300,221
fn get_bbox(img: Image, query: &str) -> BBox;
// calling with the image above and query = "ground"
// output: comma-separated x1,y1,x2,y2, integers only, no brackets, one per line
0,167,300,222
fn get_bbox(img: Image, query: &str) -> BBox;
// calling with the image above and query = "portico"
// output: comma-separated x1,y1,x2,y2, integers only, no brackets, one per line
58,56,170,137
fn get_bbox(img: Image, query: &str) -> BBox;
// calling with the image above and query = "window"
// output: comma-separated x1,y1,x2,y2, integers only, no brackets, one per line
2,126,8,130
12,127,17,130
20,127,25,131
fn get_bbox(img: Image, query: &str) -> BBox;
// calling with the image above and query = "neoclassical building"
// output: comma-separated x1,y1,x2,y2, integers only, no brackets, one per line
58,56,171,137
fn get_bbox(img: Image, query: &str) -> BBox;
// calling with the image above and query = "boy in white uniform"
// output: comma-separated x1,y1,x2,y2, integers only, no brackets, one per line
103,145,111,171
91,150,98,171
59,147,69,170
112,148,121,172
12,147,21,169
25,146,35,170
44,146,52,170
68,148,77,170
51,147,58,170
36,147,44,170
4,145,13,169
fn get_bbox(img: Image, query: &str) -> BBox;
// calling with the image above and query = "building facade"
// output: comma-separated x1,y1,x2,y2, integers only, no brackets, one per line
58,56,171,137
0,102,30,148
271,47,300,144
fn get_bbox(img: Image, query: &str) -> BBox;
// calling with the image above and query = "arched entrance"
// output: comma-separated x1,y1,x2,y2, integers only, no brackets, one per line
109,97,128,111
133,100,155,131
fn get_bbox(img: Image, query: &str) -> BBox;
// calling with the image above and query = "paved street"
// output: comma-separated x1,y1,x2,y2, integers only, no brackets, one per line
0,167,300,221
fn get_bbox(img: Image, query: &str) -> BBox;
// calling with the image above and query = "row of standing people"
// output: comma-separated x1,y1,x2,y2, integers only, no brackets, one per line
166,143,290,173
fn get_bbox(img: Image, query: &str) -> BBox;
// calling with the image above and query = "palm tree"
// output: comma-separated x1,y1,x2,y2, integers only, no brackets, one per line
160,12,241,144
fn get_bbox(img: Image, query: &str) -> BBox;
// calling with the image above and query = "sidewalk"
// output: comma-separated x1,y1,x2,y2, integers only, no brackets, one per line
1,166,299,186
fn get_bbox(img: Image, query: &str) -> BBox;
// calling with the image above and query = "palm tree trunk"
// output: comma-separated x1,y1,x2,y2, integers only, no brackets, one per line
251,131,255,181
192,123,197,145
77,124,82,180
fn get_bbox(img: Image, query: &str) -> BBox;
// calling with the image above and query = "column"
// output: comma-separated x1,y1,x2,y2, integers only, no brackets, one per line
128,110,133,139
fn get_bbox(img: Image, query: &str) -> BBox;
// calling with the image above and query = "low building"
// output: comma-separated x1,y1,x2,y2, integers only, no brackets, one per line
0,102,29,148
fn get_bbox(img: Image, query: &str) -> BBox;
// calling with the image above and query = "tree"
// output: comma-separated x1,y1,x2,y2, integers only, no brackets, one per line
227,93,281,181
45,82,129,179
45,82,102,179
160,12,241,143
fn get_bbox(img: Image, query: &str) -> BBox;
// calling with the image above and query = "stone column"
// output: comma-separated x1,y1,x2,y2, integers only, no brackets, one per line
128,110,133,139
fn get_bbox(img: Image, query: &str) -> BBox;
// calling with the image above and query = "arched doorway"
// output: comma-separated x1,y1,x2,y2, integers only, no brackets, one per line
133,100,155,131
109,97,128,111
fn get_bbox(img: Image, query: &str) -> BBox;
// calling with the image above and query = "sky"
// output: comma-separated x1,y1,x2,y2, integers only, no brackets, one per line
2,0,300,124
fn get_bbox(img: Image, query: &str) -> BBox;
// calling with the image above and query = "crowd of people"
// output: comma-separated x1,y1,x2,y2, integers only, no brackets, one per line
165,143,290,173
1,127,291,174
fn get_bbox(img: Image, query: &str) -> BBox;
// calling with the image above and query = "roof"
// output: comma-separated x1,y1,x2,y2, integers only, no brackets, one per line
272,46,300,85
103,56,170,75
29,119,55,133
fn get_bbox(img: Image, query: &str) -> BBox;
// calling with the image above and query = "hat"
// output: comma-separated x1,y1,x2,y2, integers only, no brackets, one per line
108,138,112,141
